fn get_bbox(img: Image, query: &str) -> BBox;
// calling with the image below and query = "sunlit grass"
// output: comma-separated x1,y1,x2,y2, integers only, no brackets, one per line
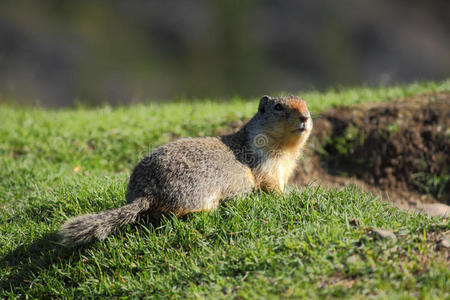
0,80,449,298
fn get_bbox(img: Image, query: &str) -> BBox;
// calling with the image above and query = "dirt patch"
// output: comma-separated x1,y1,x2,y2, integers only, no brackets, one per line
317,92,448,200
295,92,450,210
217,92,450,211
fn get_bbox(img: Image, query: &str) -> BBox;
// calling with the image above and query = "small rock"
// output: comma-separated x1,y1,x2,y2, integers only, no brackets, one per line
370,229,397,241
385,245,399,255
438,238,450,249
417,203,450,217
346,254,361,264
437,231,450,249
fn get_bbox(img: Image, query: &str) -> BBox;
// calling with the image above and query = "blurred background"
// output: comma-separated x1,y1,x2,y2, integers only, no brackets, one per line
0,0,449,106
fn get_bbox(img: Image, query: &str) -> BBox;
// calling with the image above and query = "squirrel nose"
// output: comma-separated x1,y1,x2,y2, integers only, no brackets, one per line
299,115,309,123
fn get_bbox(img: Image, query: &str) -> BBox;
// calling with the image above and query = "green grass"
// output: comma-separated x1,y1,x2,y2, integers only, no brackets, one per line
1,80,449,298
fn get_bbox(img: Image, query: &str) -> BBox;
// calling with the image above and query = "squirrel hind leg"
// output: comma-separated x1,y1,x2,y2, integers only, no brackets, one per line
171,191,222,217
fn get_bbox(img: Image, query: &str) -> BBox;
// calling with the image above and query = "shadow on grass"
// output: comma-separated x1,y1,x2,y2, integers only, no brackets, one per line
0,233,79,293
0,216,168,294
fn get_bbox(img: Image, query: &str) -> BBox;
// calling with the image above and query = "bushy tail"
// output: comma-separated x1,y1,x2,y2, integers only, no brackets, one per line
59,197,149,246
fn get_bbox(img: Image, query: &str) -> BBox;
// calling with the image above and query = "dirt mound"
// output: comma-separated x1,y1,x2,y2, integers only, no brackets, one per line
311,92,449,204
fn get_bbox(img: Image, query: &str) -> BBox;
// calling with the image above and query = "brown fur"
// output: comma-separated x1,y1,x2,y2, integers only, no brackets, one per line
59,95,312,246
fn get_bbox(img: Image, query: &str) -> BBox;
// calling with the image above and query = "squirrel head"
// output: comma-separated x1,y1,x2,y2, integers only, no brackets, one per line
254,95,313,150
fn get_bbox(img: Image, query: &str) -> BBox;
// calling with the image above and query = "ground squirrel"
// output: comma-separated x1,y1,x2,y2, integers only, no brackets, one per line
59,95,313,246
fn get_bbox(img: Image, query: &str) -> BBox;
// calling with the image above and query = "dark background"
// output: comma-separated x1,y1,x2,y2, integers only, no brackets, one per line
0,0,449,106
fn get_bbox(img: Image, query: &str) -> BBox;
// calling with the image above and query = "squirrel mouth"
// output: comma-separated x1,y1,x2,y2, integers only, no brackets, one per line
291,128,306,135
292,125,308,134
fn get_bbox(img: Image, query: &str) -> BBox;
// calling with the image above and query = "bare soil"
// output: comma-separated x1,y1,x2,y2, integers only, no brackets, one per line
295,92,450,210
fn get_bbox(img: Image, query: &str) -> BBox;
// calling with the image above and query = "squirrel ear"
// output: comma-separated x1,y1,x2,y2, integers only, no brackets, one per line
258,95,271,114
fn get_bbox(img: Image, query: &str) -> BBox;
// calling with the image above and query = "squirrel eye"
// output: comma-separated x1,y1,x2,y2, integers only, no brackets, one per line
274,104,284,111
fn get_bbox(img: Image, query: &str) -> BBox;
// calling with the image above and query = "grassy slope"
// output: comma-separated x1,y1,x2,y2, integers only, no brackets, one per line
0,81,449,298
